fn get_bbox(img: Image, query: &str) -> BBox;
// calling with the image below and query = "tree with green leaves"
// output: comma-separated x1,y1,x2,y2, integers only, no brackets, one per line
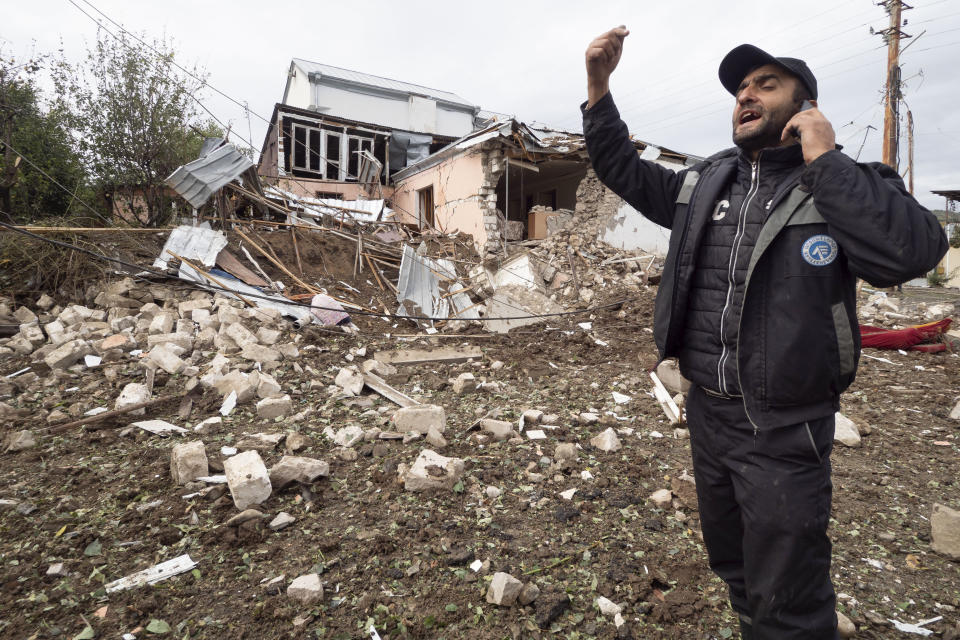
53,30,221,227
0,51,87,223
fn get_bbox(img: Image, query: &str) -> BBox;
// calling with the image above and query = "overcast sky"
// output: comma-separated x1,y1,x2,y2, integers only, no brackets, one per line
4,0,959,210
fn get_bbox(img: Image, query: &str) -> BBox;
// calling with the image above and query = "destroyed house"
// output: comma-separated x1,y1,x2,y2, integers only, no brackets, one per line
389,119,699,253
255,59,699,254
257,59,480,201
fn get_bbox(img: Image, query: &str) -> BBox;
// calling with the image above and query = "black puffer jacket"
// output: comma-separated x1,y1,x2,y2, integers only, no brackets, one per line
582,93,948,429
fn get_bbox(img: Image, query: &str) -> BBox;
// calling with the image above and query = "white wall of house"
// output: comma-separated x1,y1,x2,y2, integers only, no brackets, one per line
600,158,687,256
285,68,312,110
284,64,474,138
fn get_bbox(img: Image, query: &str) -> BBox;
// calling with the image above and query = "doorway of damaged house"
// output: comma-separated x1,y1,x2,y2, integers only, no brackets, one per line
496,157,588,241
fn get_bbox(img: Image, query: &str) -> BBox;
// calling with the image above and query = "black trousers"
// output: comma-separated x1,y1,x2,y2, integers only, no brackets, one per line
686,385,839,640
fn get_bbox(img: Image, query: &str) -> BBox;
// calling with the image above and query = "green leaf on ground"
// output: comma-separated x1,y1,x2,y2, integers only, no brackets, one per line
73,625,95,640
146,619,171,634
83,540,102,557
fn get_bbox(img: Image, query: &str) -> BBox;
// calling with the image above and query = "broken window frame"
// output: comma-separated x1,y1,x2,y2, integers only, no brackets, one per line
291,124,376,182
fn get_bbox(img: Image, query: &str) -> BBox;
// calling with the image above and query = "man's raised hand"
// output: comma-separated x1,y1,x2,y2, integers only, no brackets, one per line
586,26,629,107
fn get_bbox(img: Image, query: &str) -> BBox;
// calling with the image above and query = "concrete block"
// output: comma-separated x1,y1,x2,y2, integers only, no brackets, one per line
486,572,523,606
392,404,446,434
269,456,330,488
115,383,150,415
257,395,292,420
226,322,258,347
170,440,209,485
834,413,861,447
36,294,54,310
240,342,281,364
590,428,622,452
8,335,36,355
256,327,281,345
148,312,175,335
146,332,193,351
287,573,323,603
99,333,136,353
335,367,364,395
223,450,272,510
481,419,515,441
655,359,691,395
213,369,260,403
932,503,960,560
19,324,45,348
13,306,38,325
148,345,186,375
178,298,212,317
4,430,37,452
43,339,92,369
257,372,282,399
403,449,465,492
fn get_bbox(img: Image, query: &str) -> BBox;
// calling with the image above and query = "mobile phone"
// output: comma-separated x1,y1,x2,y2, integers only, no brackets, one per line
790,100,814,139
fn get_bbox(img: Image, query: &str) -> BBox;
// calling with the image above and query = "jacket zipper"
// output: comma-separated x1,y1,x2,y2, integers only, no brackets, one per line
735,171,806,437
717,155,760,395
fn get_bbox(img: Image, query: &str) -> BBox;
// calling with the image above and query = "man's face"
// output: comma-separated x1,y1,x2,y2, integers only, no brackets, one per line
731,64,803,152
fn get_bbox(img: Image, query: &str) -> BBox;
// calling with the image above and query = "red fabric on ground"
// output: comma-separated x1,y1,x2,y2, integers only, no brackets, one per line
859,318,952,349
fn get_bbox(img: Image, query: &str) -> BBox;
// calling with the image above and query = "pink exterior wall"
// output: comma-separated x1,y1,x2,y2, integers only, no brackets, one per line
391,150,488,246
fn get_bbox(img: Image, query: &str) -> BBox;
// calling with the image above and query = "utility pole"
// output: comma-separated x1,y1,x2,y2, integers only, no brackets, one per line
873,0,912,169
906,109,914,194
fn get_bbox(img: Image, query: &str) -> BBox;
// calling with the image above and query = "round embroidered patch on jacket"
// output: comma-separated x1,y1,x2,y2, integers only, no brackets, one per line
801,235,838,266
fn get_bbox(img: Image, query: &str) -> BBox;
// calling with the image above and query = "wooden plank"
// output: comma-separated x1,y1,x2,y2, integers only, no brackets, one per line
374,346,483,366
5,226,175,233
362,373,418,408
48,395,179,434
649,371,682,424
215,249,269,287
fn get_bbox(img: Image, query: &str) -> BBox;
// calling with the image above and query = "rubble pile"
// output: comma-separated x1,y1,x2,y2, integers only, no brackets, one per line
522,170,662,307
859,290,956,326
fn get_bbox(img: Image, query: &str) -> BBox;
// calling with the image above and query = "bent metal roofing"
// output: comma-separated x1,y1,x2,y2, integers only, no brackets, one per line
291,59,477,110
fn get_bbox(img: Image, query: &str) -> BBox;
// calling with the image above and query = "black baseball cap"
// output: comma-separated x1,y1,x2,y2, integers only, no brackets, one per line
718,44,818,100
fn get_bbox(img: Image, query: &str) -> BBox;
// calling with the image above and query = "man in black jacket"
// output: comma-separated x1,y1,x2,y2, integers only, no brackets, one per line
581,27,947,640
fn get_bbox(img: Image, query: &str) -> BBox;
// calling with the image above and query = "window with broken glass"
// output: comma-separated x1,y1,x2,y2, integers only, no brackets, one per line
289,123,374,181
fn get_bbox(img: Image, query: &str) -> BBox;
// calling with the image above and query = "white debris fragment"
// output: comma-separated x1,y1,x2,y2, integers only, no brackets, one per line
219,390,237,416
104,554,197,593
611,392,631,404
84,354,102,367
130,420,187,435
596,596,622,616
525,429,547,440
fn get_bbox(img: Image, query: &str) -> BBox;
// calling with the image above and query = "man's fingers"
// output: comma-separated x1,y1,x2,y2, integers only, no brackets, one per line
586,45,610,65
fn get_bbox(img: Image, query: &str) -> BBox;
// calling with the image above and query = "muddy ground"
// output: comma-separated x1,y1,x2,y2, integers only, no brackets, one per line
0,228,959,640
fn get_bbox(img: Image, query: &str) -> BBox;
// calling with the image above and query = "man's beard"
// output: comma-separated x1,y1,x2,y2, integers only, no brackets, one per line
732,103,798,151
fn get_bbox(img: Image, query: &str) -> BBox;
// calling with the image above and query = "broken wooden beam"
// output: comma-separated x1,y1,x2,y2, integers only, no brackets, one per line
374,346,484,366
48,395,179,434
649,371,682,424
362,372,418,408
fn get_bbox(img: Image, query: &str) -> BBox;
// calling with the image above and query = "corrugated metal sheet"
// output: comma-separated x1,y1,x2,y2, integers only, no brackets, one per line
395,244,479,324
165,144,254,208
153,223,228,271
292,58,476,109
264,186,392,223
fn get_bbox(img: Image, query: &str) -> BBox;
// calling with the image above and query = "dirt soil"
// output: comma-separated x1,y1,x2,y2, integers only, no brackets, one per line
1,236,960,639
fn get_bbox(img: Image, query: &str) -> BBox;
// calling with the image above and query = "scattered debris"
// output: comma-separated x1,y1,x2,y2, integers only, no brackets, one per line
223,450,272,510
104,555,197,593
486,572,523,606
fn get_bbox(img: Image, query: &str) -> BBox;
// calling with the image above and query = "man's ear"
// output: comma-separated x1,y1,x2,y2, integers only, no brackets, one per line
808,99,819,108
